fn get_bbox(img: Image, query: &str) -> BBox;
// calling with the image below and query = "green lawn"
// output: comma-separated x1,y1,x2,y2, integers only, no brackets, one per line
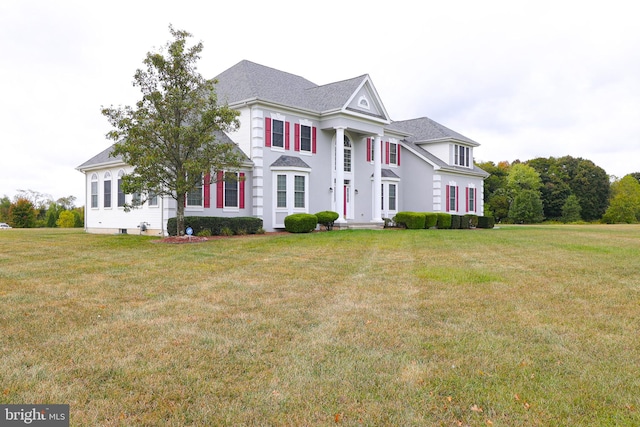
1,225,639,426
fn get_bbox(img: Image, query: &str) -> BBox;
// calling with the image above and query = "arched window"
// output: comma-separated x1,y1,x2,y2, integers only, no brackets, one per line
103,172,112,208
90,173,98,208
344,136,352,172
117,170,125,207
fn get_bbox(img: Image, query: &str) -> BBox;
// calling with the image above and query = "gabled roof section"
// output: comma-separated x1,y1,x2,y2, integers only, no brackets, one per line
270,155,311,169
214,60,390,121
77,131,249,171
76,145,123,171
387,117,479,146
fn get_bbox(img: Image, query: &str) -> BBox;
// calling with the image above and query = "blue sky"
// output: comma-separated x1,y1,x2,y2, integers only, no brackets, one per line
2,0,639,203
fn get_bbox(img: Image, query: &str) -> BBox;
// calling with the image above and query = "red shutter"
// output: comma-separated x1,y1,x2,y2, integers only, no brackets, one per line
312,127,317,154
445,185,450,212
366,138,371,162
265,118,272,147
385,141,390,164
216,171,224,208
294,123,300,151
397,145,401,165
285,121,290,150
239,172,245,209
204,173,211,208
465,187,469,212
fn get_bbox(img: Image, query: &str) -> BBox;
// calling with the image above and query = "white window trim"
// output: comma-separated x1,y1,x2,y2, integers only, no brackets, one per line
223,172,240,213
379,177,401,218
270,113,286,151
358,95,370,110
299,119,313,154
271,169,310,228
90,173,98,209
103,171,112,210
186,173,204,209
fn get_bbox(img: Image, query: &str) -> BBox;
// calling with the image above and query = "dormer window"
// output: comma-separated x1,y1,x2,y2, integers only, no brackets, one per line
453,144,471,168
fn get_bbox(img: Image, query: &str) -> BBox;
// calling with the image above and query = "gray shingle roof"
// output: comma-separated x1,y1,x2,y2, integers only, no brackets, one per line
214,60,367,113
270,155,311,169
387,117,478,145
77,131,248,170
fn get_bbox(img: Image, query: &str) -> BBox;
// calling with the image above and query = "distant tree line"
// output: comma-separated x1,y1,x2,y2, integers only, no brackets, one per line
0,190,84,228
477,155,640,224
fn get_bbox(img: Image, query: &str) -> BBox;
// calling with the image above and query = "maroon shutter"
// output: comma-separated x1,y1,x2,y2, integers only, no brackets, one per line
466,187,469,212
312,127,317,154
265,118,272,147
216,171,224,208
445,185,450,212
294,124,300,151
239,172,245,209
397,144,401,165
385,141,390,164
204,173,211,208
285,121,290,150
366,138,371,162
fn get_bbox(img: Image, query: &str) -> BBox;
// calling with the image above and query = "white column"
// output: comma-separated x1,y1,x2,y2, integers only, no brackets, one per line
335,127,346,223
372,134,383,222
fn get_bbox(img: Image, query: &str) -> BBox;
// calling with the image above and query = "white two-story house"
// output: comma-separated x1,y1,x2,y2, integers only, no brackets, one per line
77,60,489,234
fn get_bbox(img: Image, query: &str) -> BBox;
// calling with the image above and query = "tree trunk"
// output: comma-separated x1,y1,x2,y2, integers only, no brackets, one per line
176,193,185,236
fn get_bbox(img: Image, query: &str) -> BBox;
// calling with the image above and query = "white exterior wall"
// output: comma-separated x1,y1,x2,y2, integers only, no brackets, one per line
84,164,166,235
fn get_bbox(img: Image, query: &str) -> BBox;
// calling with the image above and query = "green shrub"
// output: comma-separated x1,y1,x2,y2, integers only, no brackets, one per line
196,229,212,237
315,211,339,230
462,214,478,229
167,216,263,236
451,214,461,229
220,227,233,236
394,212,426,229
477,216,495,229
436,213,452,229
424,213,438,229
284,213,318,233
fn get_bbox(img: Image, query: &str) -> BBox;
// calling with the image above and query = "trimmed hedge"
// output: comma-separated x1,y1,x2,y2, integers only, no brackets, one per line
284,213,318,233
315,210,339,230
477,216,495,229
451,214,462,229
436,213,452,229
463,214,479,229
425,213,438,229
394,212,426,229
167,216,263,236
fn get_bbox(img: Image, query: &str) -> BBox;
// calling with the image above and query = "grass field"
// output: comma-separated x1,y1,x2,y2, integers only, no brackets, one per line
1,225,639,426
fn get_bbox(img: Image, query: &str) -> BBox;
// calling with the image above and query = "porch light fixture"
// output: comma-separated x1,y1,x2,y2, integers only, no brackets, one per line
329,187,333,192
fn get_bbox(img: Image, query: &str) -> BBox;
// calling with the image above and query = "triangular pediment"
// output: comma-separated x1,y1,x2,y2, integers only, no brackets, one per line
344,76,390,122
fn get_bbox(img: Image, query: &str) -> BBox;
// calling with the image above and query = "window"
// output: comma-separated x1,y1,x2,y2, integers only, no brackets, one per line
103,172,111,208
272,119,284,148
90,174,98,208
300,125,311,152
148,191,158,207
294,175,305,208
187,173,203,206
117,170,125,207
447,184,458,212
224,173,238,208
467,187,476,212
454,144,471,167
344,137,352,172
389,143,397,165
277,175,287,208
389,184,397,211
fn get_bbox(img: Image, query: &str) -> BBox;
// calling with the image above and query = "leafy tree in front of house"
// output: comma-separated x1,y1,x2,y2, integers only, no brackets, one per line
102,26,244,235
602,175,640,224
